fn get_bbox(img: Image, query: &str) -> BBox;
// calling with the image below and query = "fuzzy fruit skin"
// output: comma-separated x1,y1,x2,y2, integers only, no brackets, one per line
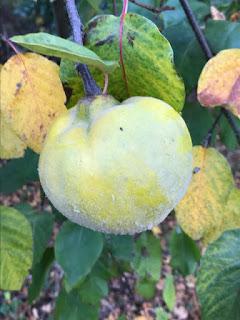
39,96,193,234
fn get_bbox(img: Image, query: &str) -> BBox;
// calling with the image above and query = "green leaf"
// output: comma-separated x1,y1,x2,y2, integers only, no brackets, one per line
197,229,240,320
106,235,134,262
11,32,118,73
131,232,162,281
135,277,156,299
78,275,108,305
62,13,185,112
162,0,210,28
55,287,99,320
182,102,215,145
164,22,206,94
163,274,176,311
15,203,54,266
219,115,240,150
28,247,54,303
0,206,33,290
55,222,104,291
205,20,240,52
170,226,201,276
0,149,39,194
155,307,169,320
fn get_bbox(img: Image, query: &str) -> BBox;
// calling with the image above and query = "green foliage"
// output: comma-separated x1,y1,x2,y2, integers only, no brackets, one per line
28,247,54,303
205,20,240,52
15,203,54,266
131,232,162,299
163,274,176,311
55,287,99,320
55,222,104,291
197,229,240,320
0,206,33,290
163,0,209,93
135,277,156,299
11,32,118,73
170,226,201,275
162,0,210,28
61,13,185,111
219,115,240,150
0,149,39,194
131,232,162,281
155,307,169,320
105,234,134,262
182,102,215,145
78,273,108,305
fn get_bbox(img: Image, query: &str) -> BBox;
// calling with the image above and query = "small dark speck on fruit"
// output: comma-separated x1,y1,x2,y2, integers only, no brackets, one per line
193,167,201,174
120,127,123,131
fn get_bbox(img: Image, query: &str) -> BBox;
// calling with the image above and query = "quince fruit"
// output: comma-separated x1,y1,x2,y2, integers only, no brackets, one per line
39,96,192,234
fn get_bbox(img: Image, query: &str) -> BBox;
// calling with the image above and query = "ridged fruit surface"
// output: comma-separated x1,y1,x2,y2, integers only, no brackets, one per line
39,96,192,234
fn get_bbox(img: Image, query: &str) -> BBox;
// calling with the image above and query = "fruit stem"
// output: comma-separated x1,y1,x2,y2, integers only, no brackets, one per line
65,0,101,97
179,0,240,145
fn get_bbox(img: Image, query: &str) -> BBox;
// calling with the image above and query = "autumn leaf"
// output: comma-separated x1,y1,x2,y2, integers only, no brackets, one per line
0,64,27,159
0,53,67,153
175,146,240,244
0,114,26,159
197,49,240,118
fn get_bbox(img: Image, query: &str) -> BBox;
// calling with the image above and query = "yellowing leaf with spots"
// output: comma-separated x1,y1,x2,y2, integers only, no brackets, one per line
0,64,26,159
175,146,240,244
0,114,26,159
197,49,240,118
0,53,67,153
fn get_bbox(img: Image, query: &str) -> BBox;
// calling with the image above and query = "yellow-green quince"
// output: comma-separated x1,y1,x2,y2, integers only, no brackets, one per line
39,95,193,234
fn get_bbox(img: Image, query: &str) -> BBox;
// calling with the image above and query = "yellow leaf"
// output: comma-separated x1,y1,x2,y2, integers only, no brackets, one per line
222,188,240,230
197,49,240,118
0,53,67,153
0,63,26,159
175,146,239,244
0,113,26,159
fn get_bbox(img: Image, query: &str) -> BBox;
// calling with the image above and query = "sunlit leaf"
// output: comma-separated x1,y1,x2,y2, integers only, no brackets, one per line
11,32,118,73
175,146,240,244
0,206,33,290
0,53,67,153
197,49,240,118
61,13,185,111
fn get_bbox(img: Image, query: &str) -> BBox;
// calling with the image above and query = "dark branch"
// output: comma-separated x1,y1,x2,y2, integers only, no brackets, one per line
179,0,213,60
221,109,240,145
129,0,174,14
179,0,240,145
202,111,222,148
65,0,101,96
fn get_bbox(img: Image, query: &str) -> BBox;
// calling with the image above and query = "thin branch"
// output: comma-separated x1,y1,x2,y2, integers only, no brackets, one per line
179,0,240,145
179,0,213,59
65,0,101,96
113,0,118,16
129,0,174,14
202,111,222,148
221,109,240,145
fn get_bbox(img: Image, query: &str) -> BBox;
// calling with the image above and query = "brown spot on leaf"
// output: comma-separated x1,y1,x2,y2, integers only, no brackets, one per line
14,82,22,96
127,32,135,47
95,34,115,47
193,167,201,174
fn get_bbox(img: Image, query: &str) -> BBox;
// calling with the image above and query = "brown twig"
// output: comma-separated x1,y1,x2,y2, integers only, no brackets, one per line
129,0,174,14
65,0,101,96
